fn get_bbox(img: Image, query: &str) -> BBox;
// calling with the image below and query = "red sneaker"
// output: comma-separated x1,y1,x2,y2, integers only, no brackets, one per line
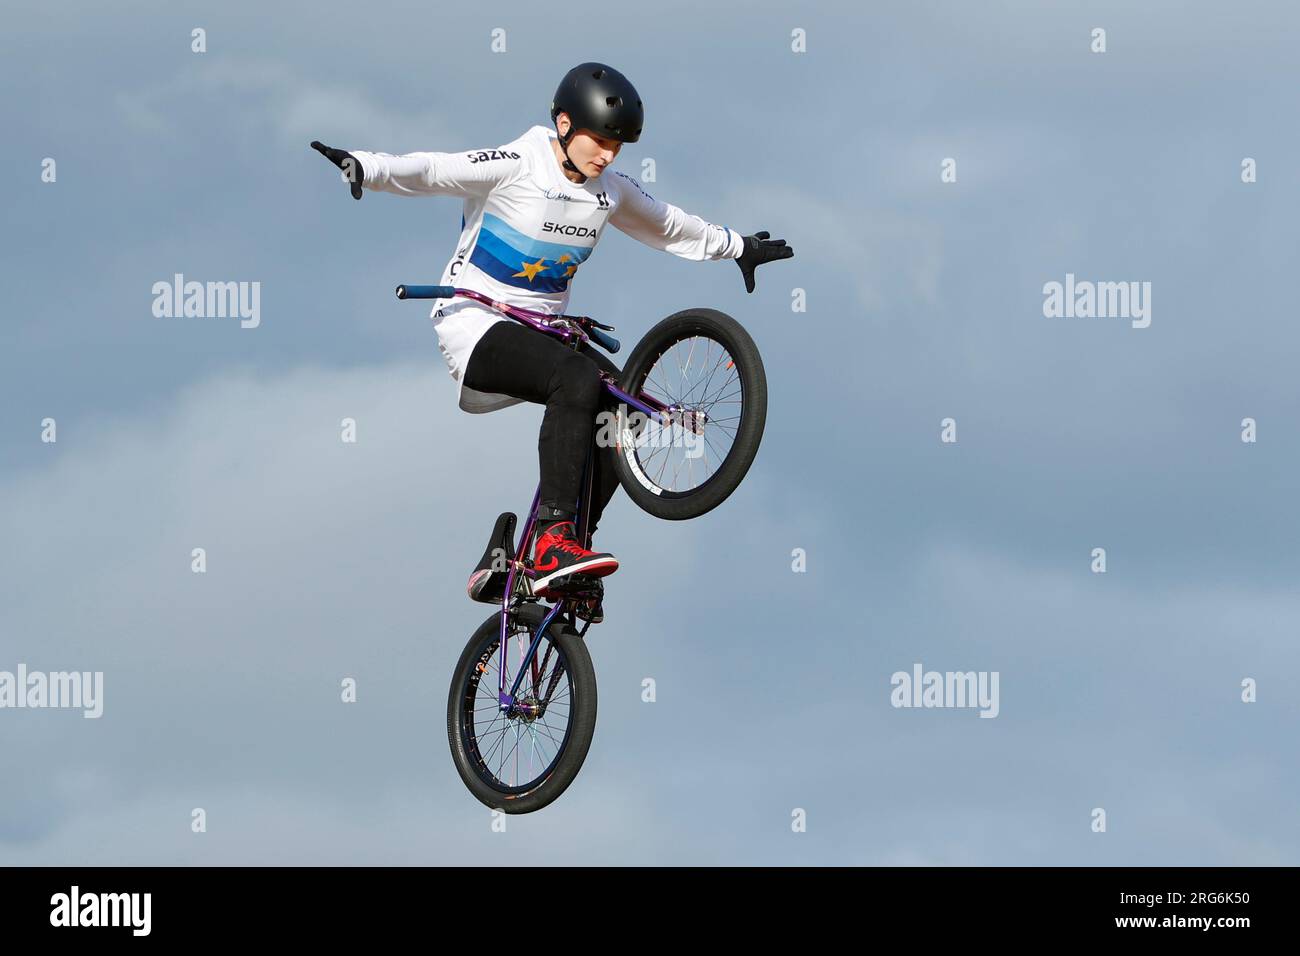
532,521,618,596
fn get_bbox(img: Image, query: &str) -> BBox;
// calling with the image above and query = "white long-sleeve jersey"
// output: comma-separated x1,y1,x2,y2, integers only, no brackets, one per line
349,125,744,413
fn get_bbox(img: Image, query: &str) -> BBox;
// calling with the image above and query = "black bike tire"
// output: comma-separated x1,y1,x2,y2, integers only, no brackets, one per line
613,308,767,520
446,603,597,814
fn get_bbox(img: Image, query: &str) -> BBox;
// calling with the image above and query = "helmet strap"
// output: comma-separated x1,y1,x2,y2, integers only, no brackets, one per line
557,126,588,183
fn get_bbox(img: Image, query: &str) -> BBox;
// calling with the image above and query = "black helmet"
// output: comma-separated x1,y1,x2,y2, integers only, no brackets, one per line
550,62,643,144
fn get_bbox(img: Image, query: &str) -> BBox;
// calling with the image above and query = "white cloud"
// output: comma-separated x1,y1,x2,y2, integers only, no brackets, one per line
712,182,945,316
114,57,465,150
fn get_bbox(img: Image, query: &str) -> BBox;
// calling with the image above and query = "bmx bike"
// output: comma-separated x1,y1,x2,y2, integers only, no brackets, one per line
396,283,767,813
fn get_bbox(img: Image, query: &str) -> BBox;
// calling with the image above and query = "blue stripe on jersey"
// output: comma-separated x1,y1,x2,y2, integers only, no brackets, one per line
471,245,573,293
468,212,593,292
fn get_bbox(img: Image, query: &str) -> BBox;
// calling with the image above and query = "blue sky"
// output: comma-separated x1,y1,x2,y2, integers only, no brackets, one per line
2,0,1297,864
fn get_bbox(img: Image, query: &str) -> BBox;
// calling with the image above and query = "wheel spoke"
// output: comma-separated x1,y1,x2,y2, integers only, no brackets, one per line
463,625,574,793
626,333,751,494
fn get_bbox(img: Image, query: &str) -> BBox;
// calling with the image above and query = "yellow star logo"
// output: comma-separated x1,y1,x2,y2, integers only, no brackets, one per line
513,257,549,281
556,254,571,264
565,265,577,277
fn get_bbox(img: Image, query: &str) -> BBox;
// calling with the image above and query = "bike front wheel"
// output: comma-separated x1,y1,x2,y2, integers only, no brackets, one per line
446,603,597,814
612,308,767,520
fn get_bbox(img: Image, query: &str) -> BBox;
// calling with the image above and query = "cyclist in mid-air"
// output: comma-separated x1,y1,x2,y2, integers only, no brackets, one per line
312,63,793,621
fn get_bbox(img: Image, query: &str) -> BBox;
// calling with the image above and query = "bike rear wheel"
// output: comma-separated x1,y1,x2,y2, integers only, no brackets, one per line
613,308,767,520
446,603,597,813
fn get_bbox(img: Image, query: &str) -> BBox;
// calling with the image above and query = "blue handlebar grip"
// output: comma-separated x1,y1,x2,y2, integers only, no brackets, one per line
588,326,620,354
396,284,457,300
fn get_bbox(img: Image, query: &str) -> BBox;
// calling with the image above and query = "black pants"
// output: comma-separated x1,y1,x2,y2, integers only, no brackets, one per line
463,320,623,537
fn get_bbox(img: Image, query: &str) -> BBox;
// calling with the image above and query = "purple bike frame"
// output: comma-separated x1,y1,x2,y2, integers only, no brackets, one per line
397,284,669,714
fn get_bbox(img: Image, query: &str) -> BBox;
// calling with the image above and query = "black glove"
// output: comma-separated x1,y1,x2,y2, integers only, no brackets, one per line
311,140,364,200
736,231,794,293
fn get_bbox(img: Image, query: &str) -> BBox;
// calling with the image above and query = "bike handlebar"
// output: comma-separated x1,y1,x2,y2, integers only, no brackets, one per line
586,326,620,353
394,284,621,354
395,284,456,300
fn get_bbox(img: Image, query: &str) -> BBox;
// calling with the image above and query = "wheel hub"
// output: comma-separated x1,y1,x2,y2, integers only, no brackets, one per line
669,406,707,435
511,695,544,722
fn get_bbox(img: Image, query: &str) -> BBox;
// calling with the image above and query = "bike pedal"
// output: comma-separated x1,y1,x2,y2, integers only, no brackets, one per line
542,572,603,598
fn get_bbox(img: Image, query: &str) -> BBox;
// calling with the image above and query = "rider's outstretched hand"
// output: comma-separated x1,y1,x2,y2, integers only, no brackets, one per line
311,140,364,200
736,231,794,293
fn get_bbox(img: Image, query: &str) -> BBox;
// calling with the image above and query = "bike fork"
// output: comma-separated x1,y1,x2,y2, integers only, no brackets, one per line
496,434,597,712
